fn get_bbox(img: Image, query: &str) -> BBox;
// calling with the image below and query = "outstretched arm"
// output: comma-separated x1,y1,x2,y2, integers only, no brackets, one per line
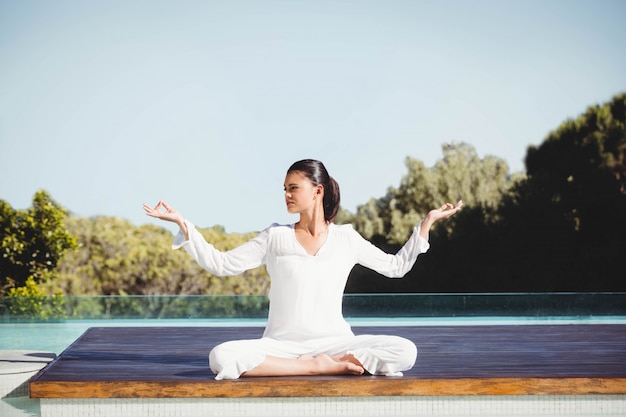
419,200,463,240
143,201,266,276
143,201,189,240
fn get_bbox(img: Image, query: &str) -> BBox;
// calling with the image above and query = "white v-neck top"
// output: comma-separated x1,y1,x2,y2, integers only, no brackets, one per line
174,222,430,342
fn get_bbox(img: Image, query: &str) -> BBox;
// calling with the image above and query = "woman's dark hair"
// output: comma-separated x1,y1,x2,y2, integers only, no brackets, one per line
287,159,340,223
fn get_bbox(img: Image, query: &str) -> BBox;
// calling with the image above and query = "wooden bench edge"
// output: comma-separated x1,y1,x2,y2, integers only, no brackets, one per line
30,377,626,399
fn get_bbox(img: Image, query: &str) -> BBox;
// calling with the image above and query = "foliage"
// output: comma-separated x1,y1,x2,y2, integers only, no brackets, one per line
0,294,270,321
352,142,515,244
1,190,77,295
4,94,625,296
6,276,65,318
490,92,626,291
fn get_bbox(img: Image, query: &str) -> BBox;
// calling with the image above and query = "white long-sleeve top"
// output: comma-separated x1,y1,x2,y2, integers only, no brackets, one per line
173,221,430,342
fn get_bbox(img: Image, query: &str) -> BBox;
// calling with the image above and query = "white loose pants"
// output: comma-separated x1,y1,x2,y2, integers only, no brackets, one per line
209,334,417,380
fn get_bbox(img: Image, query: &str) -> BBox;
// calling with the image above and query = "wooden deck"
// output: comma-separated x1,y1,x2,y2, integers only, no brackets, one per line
29,324,626,399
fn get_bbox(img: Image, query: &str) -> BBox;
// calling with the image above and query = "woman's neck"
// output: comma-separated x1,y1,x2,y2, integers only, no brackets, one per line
296,211,327,236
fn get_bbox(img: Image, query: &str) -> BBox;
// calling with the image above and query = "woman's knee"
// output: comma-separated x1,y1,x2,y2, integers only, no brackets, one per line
392,336,418,369
208,341,237,373
208,345,222,373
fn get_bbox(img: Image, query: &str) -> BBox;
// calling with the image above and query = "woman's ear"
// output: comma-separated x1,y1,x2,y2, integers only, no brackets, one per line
315,184,324,198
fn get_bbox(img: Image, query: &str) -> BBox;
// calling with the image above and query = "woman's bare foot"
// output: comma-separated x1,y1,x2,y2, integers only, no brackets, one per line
242,353,365,377
311,354,364,375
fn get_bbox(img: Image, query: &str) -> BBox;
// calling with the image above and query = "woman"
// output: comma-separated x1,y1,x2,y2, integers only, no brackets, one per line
143,159,462,380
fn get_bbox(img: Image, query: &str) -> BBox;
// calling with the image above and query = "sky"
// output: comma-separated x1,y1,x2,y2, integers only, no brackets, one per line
1,0,625,234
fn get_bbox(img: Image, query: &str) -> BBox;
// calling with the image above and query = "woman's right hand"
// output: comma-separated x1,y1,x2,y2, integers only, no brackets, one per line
143,201,188,238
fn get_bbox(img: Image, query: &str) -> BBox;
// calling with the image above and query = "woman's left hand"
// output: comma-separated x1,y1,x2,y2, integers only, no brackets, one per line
419,200,463,239
427,200,463,223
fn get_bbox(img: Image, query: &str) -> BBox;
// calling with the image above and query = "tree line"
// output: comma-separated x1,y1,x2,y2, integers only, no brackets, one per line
2,93,624,297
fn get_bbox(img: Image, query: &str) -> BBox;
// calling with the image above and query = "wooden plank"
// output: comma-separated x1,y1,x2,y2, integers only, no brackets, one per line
29,377,626,398
29,324,626,398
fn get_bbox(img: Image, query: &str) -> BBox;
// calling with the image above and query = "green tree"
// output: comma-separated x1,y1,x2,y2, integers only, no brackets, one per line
413,92,626,293
7,276,65,318
493,92,626,291
348,142,514,244
1,190,77,295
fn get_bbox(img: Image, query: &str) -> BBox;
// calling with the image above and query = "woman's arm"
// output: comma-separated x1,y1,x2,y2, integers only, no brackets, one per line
143,200,266,276
354,200,463,278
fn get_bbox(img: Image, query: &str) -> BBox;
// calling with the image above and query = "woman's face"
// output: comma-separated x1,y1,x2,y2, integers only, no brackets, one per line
283,171,321,214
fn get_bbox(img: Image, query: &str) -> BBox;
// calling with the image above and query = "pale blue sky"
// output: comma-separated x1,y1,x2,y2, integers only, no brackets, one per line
1,0,624,233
